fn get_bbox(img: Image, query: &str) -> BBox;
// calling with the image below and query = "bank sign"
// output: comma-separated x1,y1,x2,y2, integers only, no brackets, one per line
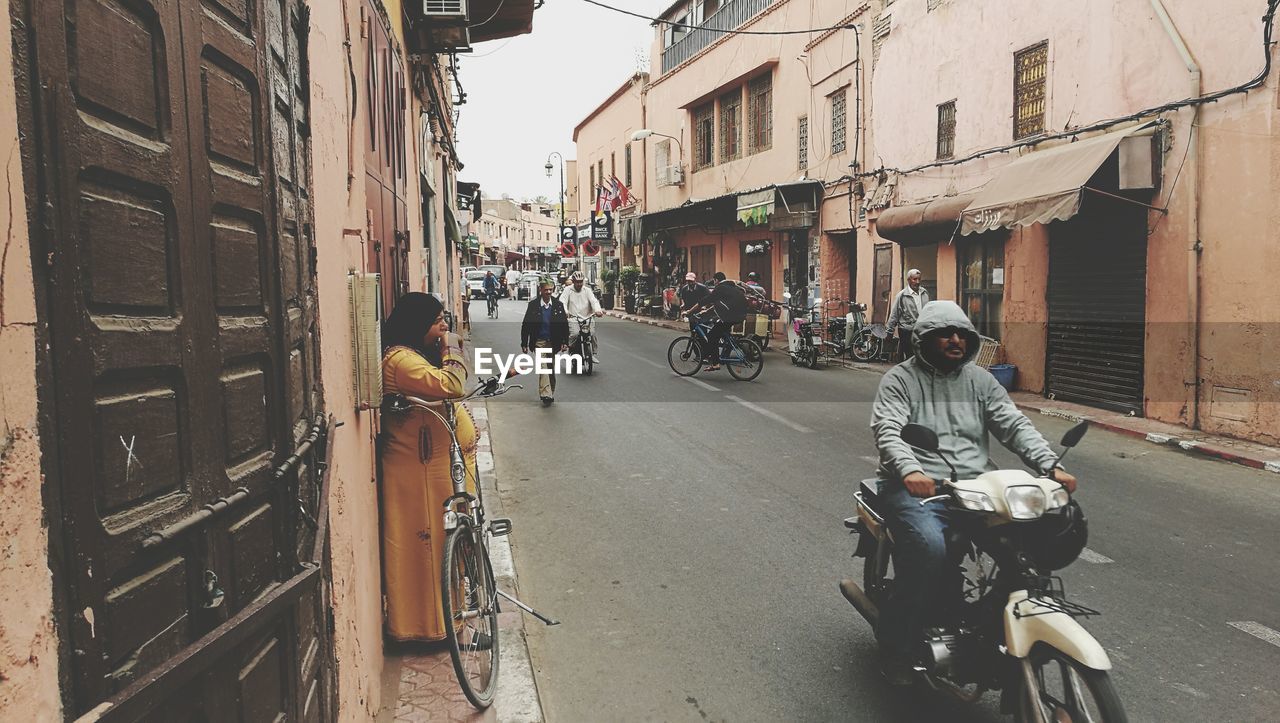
591,211,612,240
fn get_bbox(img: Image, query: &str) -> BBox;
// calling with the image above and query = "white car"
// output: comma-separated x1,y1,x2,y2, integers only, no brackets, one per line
516,272,542,300
465,270,488,299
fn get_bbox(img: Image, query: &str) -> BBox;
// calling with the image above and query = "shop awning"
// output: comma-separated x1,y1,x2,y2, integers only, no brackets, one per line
504,251,525,263
444,205,462,247
960,122,1157,236
875,192,977,246
736,189,775,226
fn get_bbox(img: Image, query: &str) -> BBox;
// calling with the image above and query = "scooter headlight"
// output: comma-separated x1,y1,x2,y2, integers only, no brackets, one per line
1047,487,1070,510
1004,485,1047,520
954,489,996,512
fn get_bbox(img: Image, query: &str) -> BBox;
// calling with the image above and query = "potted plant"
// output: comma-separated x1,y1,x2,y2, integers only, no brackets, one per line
619,265,640,314
600,269,618,310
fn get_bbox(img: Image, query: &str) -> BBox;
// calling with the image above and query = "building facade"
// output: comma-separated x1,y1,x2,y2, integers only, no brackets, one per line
576,0,875,314
0,0,535,719
867,0,1280,444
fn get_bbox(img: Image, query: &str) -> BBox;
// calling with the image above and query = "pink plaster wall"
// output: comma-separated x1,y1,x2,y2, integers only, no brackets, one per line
574,75,647,223
0,0,61,715
1002,227,1050,393
309,1,388,717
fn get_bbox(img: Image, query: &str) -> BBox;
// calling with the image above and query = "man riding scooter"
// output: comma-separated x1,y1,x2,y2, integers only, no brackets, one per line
558,271,604,363
870,301,1078,684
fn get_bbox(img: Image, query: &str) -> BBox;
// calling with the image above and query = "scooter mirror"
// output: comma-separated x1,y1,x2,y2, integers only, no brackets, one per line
1061,420,1089,448
900,423,940,452
782,291,792,300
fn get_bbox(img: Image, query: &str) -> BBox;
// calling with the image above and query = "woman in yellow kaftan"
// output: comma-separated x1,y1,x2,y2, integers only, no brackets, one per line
379,293,479,641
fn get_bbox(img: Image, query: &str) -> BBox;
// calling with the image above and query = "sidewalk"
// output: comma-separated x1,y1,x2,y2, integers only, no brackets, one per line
605,309,1280,474
378,402,545,723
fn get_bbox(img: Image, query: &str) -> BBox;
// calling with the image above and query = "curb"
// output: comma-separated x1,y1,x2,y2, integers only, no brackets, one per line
473,403,546,723
605,308,1280,474
1012,399,1280,474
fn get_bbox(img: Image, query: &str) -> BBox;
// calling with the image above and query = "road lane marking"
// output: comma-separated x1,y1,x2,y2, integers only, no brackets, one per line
682,376,721,392
1228,621,1280,649
1077,548,1114,564
609,343,723,391
724,395,813,434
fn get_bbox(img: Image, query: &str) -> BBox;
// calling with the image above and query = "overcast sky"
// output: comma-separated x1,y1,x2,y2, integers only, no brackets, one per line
454,0,668,201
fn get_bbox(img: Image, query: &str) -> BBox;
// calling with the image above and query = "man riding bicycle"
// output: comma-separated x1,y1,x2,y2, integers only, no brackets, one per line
870,301,1078,685
685,271,749,372
558,271,604,363
482,270,501,317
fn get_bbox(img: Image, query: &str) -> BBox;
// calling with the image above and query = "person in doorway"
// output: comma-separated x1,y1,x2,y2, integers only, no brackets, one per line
886,268,930,361
521,279,570,405
558,271,605,363
744,271,766,297
870,301,1077,684
686,271,749,371
379,293,481,643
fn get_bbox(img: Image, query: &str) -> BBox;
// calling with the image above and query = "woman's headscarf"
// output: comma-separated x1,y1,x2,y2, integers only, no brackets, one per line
382,292,445,366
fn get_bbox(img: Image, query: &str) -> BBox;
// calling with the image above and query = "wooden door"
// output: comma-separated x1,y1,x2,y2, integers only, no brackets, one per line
873,243,893,324
690,244,716,282
22,0,329,717
363,1,409,313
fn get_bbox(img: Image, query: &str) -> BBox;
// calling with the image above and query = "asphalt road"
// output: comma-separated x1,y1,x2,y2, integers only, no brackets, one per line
468,297,1280,722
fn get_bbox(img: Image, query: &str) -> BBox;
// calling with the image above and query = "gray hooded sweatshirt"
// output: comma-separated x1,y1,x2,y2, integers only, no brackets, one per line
871,301,1059,483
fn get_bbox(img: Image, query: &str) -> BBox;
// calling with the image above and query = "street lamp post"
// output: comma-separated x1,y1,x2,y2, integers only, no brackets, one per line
545,151,566,274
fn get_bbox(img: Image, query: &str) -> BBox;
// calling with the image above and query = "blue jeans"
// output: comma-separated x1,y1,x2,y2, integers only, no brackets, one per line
875,480,953,660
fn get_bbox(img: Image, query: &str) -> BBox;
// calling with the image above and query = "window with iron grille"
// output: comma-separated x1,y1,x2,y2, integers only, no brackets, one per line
831,90,847,154
1014,41,1048,139
719,89,742,162
937,100,956,160
797,115,808,169
624,144,632,187
748,73,773,153
694,102,715,170
872,14,891,67
597,159,604,190
589,164,596,199
610,151,616,179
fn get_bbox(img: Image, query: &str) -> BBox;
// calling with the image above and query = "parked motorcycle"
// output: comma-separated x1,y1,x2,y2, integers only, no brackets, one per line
568,315,595,376
783,291,820,368
840,421,1127,722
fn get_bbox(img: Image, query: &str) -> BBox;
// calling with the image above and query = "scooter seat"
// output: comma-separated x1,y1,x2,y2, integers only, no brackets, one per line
859,478,880,504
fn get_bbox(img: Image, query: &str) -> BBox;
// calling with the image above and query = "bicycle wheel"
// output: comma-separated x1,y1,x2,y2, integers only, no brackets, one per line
441,523,500,709
727,339,764,381
667,337,703,376
581,340,594,376
850,329,880,361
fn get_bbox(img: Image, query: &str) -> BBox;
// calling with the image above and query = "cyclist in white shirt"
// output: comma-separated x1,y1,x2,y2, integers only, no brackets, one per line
558,271,605,363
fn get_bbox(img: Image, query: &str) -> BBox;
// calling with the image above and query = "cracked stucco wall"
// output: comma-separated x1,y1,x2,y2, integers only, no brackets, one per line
0,0,61,717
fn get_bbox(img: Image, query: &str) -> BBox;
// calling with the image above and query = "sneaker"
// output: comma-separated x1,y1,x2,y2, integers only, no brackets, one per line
592,356,600,363
540,396,553,406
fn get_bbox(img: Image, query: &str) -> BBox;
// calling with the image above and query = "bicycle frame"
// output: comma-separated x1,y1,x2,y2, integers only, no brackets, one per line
687,316,749,363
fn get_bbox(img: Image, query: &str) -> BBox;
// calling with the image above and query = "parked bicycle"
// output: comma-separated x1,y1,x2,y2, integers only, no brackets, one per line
666,313,764,381
385,377,559,709
785,294,891,367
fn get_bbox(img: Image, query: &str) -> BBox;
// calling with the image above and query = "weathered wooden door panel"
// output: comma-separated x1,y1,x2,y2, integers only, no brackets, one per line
26,0,328,717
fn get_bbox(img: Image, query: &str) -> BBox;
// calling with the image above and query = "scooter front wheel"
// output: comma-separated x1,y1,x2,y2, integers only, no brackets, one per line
1016,646,1128,723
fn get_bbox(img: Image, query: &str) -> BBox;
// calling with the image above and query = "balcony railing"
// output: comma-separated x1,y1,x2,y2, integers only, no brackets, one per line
661,0,775,74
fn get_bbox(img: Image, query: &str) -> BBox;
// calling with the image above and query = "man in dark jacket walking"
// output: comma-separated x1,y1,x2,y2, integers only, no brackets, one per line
521,279,570,405
686,271,749,371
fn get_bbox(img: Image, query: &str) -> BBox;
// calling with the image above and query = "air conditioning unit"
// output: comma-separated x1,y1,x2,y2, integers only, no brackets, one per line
424,0,468,19
349,272,383,411
657,164,685,187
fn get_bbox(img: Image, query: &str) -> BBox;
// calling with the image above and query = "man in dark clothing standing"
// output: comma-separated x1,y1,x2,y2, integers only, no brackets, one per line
687,271,749,371
521,279,570,405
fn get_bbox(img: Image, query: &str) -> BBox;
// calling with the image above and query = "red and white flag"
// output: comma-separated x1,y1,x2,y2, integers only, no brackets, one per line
609,175,631,210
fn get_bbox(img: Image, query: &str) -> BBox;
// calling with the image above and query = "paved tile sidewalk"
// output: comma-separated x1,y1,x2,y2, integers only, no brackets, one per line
606,309,1280,473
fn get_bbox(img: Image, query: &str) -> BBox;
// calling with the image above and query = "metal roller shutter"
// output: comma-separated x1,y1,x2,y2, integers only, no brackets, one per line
1046,197,1148,414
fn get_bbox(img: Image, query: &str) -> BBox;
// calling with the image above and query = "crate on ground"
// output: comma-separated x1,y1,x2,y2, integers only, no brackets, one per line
974,335,1000,369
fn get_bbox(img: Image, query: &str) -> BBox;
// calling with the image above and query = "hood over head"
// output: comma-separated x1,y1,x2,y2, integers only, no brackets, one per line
911,300,981,366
